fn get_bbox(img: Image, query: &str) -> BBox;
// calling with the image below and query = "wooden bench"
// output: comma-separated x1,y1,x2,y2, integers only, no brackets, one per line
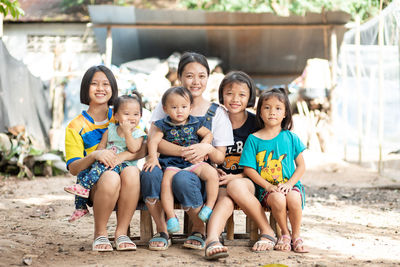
133,203,280,246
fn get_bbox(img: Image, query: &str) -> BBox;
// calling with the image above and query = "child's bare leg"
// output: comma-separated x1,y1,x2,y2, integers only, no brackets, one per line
267,192,291,251
227,178,275,251
286,190,302,239
205,188,232,256
161,170,176,220
193,164,219,209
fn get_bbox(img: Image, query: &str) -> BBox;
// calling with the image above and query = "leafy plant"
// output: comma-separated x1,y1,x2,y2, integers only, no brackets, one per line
0,0,24,19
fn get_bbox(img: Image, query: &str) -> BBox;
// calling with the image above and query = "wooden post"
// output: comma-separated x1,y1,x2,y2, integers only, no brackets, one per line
226,214,234,240
355,15,363,164
105,26,112,67
378,0,384,173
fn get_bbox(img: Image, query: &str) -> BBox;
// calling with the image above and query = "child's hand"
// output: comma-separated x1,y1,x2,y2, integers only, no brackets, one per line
266,184,279,193
278,183,293,195
119,120,133,137
142,157,161,172
95,149,117,168
216,168,226,178
219,173,237,186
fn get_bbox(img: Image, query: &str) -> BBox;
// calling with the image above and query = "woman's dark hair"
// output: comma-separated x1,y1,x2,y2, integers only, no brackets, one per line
161,86,193,106
218,71,257,108
80,65,118,106
177,52,210,78
255,88,293,130
113,90,143,116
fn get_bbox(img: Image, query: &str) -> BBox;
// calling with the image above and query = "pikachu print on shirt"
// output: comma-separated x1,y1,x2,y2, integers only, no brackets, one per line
257,150,289,185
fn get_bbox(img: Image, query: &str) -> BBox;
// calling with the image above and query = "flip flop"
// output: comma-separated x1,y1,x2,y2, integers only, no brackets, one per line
68,209,89,223
182,232,206,250
292,237,309,253
252,234,276,253
148,232,171,251
274,234,291,252
205,240,229,260
92,236,113,252
115,235,136,251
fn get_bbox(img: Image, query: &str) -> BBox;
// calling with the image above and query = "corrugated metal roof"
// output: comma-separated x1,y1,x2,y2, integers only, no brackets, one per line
89,5,351,78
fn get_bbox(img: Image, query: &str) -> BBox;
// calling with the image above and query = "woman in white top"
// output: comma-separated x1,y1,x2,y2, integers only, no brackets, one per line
141,52,234,250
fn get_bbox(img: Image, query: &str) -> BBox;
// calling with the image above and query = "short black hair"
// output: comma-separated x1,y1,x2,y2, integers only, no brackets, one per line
161,86,193,106
255,88,293,130
113,90,143,116
218,71,257,108
177,52,210,78
80,65,118,106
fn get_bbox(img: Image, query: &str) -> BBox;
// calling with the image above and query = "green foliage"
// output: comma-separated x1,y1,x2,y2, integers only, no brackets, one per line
0,0,24,19
180,0,392,22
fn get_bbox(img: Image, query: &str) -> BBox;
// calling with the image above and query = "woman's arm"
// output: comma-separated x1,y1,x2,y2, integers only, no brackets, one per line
181,144,226,165
197,126,213,144
68,150,116,176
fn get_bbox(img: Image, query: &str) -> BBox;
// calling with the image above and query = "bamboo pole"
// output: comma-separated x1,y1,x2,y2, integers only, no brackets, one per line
355,15,363,164
378,0,384,173
105,26,112,67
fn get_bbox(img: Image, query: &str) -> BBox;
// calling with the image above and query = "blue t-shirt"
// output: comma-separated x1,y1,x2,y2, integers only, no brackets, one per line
239,130,306,207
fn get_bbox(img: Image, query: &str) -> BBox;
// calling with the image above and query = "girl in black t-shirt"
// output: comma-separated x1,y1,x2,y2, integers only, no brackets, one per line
205,71,265,259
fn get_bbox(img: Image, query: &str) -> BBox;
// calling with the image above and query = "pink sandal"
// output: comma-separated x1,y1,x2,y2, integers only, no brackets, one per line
68,209,89,222
64,184,89,198
274,234,291,252
292,237,309,253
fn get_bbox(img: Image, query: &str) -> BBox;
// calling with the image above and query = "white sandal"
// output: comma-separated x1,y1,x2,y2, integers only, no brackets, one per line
92,236,113,252
115,235,136,251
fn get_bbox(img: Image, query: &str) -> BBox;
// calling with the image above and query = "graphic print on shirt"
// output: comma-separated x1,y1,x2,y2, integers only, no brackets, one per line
170,126,195,146
222,140,244,172
258,150,288,185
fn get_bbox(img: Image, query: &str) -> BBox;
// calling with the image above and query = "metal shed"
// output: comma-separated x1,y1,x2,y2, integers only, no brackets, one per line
88,5,351,85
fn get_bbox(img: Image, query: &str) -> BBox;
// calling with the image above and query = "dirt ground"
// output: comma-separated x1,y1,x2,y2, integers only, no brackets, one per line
1,151,399,267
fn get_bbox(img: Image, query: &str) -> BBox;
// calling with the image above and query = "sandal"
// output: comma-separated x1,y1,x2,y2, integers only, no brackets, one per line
148,232,171,251
64,184,89,198
198,205,213,222
252,234,276,253
92,236,113,252
182,232,206,250
68,209,89,222
205,240,229,260
115,235,136,251
274,234,292,252
292,237,309,253
166,217,180,233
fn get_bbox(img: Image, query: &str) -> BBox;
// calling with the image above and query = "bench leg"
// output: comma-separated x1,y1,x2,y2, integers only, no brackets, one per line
226,214,234,240
269,213,281,238
140,210,153,243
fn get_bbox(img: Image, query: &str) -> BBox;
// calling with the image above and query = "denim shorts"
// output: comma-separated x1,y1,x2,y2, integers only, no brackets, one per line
140,166,206,209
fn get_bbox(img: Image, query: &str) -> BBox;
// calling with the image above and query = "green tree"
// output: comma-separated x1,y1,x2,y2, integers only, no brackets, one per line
0,0,24,19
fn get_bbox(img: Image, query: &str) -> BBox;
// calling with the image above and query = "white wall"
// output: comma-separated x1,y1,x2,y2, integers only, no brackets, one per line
3,23,102,81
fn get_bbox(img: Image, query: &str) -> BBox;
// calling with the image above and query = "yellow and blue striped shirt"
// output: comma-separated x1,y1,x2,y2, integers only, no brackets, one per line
65,108,114,169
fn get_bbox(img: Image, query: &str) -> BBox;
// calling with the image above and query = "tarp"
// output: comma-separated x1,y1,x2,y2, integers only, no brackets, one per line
0,40,51,148
88,6,351,77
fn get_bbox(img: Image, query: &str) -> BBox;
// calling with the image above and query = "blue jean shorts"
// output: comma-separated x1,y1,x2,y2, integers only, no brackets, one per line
140,166,206,208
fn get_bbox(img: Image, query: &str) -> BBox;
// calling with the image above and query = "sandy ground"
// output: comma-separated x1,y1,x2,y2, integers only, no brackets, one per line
1,151,400,267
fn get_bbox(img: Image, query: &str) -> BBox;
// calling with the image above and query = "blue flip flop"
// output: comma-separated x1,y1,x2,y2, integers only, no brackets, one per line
148,232,171,251
166,217,180,233
198,205,213,222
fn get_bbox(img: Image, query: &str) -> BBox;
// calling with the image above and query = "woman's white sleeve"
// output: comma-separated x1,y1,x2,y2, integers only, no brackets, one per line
150,102,166,122
211,107,234,147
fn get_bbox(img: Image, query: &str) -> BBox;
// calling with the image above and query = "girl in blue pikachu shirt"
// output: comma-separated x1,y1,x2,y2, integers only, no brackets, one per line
238,88,309,253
